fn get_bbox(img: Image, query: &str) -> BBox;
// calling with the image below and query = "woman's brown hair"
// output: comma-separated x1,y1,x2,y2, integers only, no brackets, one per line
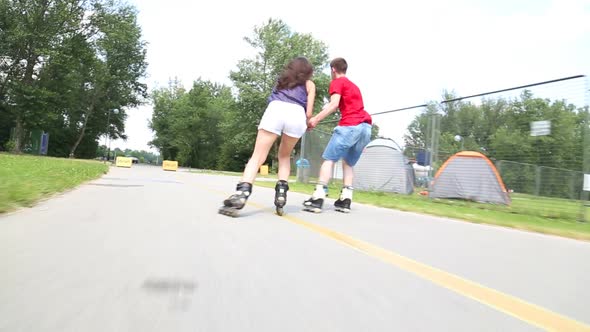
276,57,313,90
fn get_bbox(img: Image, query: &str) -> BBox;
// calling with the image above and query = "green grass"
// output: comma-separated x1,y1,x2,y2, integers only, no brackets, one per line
253,180,590,241
191,168,297,181
190,169,243,176
0,153,108,213
185,169,590,240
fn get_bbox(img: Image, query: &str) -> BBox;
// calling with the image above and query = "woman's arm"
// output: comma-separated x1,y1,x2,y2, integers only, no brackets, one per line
305,80,316,119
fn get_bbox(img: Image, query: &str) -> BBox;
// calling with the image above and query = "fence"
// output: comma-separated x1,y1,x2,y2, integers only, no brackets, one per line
295,75,589,221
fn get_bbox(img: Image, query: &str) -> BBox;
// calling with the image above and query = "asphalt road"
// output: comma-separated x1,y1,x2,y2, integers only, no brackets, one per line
1,165,589,332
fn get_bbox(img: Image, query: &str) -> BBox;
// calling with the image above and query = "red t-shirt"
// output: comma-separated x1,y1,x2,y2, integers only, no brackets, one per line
329,77,372,126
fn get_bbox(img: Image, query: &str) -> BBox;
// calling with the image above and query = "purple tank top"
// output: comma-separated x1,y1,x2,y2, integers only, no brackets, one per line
268,84,307,109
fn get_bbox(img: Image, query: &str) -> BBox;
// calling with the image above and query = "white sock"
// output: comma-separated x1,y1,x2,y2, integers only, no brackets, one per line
341,186,353,200
312,184,326,199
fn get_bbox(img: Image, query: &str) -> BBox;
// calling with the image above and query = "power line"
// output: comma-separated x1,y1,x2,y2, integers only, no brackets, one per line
319,74,587,122
440,75,586,104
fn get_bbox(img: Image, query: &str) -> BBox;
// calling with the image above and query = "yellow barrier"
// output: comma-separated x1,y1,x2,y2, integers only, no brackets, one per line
163,160,178,171
259,165,269,176
115,156,132,168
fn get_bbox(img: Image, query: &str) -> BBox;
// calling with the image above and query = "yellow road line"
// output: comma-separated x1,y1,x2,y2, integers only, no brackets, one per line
206,182,590,331
279,212,589,331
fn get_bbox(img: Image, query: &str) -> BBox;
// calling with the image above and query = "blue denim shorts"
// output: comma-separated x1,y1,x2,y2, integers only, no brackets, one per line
322,122,372,166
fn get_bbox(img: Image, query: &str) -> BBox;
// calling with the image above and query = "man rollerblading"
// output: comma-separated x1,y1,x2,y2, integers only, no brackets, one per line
303,57,372,214
334,186,353,213
303,184,327,213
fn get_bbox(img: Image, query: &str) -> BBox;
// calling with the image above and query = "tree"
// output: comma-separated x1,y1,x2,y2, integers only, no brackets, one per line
171,80,232,168
149,78,235,168
148,79,185,161
0,0,87,152
68,1,147,157
0,0,147,157
218,18,331,171
148,19,332,172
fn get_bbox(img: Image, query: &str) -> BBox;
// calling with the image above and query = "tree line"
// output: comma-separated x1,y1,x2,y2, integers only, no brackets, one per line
405,90,588,169
149,19,342,171
95,145,159,164
404,90,589,198
2,1,585,186
0,0,147,158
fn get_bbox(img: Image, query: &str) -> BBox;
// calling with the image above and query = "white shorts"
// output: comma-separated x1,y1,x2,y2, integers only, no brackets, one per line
258,100,307,138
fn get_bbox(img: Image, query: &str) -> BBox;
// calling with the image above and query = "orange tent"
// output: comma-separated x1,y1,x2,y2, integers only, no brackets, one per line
430,151,510,205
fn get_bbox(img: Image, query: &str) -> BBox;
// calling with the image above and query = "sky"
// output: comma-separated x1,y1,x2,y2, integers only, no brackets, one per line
112,0,590,153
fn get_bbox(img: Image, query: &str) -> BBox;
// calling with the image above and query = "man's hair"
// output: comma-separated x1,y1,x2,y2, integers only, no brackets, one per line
330,58,348,74
276,57,313,90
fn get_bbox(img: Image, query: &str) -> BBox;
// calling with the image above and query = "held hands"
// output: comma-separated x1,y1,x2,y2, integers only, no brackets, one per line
307,116,319,130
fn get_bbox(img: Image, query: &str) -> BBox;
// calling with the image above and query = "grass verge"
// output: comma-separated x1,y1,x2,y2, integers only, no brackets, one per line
253,179,590,241
0,153,108,213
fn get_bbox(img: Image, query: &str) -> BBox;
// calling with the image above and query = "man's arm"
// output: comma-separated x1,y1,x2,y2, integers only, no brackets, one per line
309,93,341,128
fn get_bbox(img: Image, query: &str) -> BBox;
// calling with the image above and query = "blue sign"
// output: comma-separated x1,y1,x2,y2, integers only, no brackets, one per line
416,151,431,166
296,158,310,168
40,132,49,155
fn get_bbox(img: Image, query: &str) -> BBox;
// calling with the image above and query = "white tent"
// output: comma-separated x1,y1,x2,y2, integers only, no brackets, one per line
352,138,414,194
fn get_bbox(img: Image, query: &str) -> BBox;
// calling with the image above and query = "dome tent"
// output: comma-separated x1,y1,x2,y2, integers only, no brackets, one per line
430,151,510,205
352,138,414,194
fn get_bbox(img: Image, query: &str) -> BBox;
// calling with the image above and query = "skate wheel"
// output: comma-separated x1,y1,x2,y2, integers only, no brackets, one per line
302,207,322,213
335,207,350,213
276,207,284,216
218,207,239,218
